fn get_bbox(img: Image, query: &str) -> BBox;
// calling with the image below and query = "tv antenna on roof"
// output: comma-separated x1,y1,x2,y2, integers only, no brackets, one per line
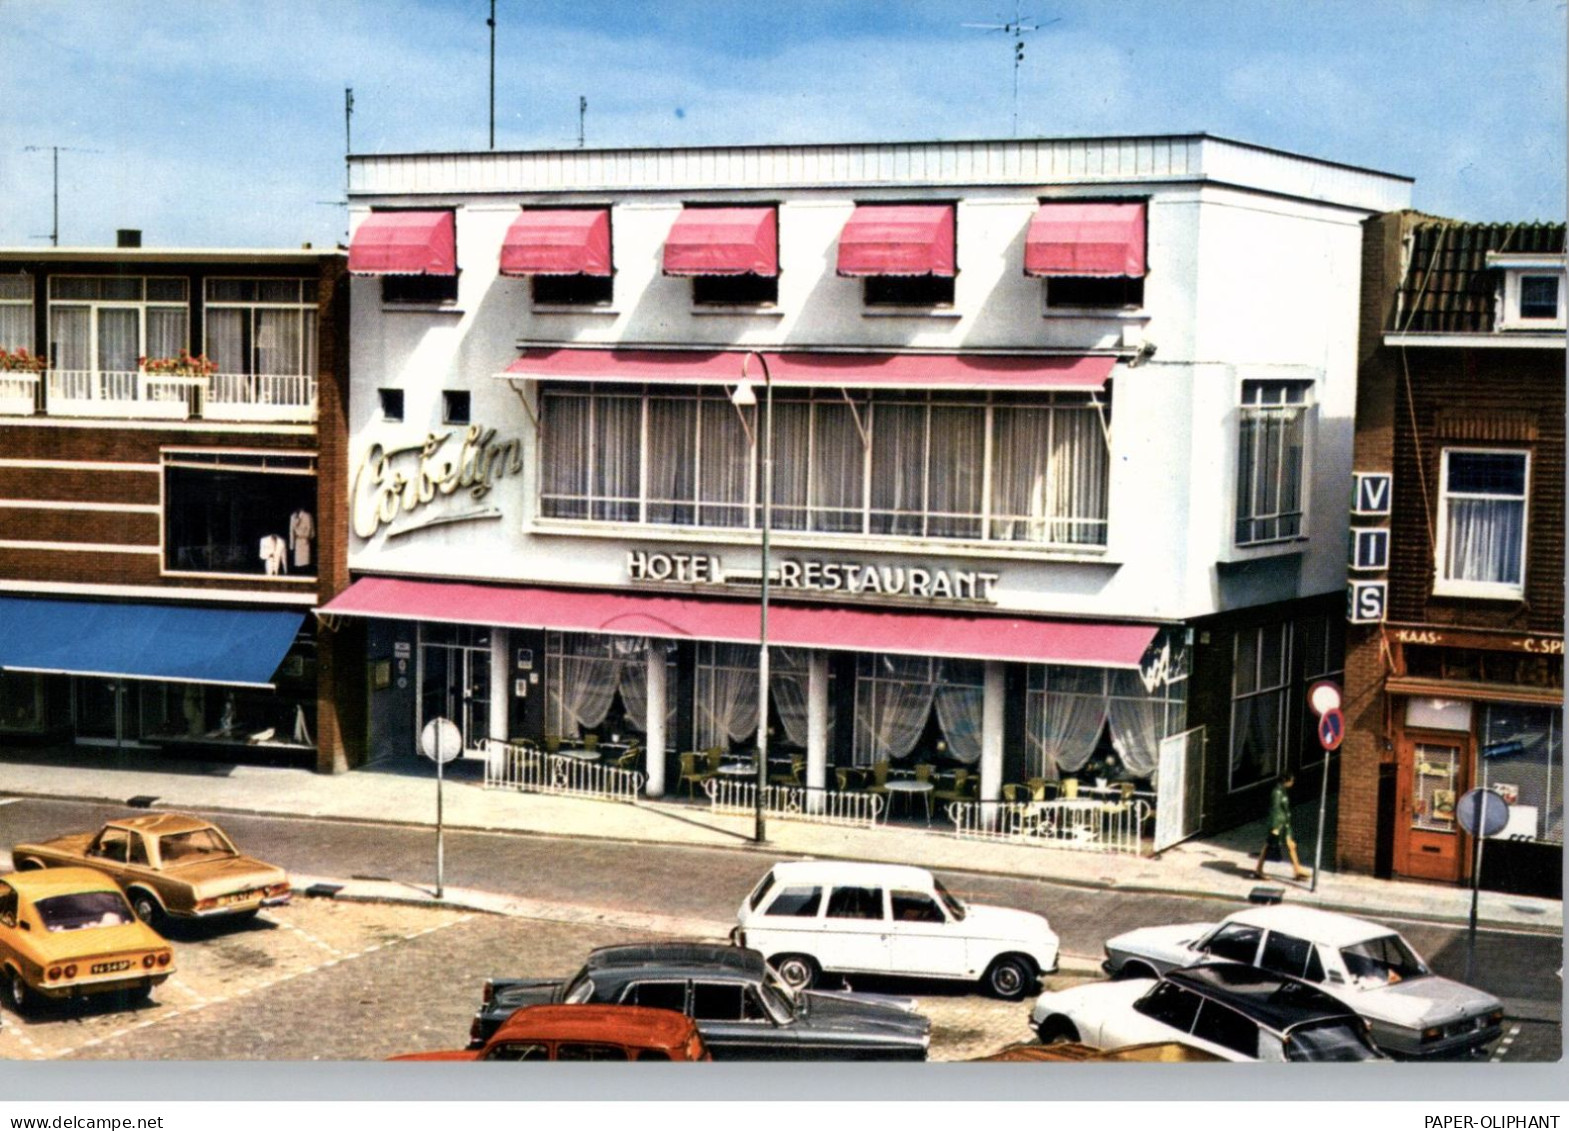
962,2,1060,137
22,145,100,246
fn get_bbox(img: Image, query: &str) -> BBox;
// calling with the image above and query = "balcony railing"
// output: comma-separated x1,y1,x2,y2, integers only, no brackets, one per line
2,369,318,423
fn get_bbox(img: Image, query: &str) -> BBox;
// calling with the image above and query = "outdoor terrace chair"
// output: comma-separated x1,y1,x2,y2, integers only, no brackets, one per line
865,761,891,796
931,767,975,806
770,756,805,786
678,751,716,799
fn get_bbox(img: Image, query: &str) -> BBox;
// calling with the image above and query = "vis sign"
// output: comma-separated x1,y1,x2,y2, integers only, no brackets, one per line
1352,472,1393,517
1348,580,1386,624
1351,528,1390,572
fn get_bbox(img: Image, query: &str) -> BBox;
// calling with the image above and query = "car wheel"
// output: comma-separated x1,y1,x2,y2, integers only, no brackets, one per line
4,968,35,1015
130,889,164,929
1035,1015,1079,1045
1112,960,1157,982
983,955,1036,1001
772,954,819,991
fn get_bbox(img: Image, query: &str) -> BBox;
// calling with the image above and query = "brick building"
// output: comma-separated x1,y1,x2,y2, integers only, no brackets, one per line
1339,213,1564,896
0,238,360,773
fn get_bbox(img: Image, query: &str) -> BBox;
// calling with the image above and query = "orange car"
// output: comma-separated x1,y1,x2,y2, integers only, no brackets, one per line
391,1004,710,1062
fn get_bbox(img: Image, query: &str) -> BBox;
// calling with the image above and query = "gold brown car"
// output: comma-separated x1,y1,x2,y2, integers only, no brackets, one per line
13,814,290,927
0,867,175,1012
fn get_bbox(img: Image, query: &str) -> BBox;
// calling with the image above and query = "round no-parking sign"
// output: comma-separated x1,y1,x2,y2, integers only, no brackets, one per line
1317,707,1344,751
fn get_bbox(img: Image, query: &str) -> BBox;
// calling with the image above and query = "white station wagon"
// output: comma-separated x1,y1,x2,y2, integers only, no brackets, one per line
735,861,1059,1000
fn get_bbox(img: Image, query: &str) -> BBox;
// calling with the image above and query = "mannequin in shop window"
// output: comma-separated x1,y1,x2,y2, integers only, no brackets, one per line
219,692,237,736
289,509,315,571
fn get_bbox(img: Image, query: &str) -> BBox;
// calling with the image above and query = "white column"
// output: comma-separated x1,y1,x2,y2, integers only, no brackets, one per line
489,628,510,742
644,644,667,797
806,650,829,812
980,661,1006,822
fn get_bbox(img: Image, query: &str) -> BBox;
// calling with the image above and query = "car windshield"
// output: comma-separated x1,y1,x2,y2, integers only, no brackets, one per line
159,827,237,864
1285,1021,1381,1062
757,973,798,1020
34,891,134,931
1340,934,1428,985
562,972,596,1004
932,877,967,922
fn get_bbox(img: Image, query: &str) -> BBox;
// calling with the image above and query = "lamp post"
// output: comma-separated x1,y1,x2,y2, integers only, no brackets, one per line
731,352,773,844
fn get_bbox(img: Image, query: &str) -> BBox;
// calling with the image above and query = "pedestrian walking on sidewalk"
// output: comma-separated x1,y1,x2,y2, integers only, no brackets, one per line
1254,773,1309,881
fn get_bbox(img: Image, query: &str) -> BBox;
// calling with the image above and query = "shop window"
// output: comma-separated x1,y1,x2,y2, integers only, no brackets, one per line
1435,448,1528,599
853,655,984,768
1235,381,1312,546
533,274,613,307
1045,276,1144,310
1411,741,1459,831
379,388,404,422
1229,623,1292,792
1024,653,1188,785
443,390,471,425
864,275,954,307
540,386,1108,548
1480,703,1563,844
162,450,317,578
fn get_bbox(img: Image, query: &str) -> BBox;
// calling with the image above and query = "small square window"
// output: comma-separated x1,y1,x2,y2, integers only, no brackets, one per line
533,275,613,307
1519,275,1560,320
379,388,404,422
1046,276,1145,310
443,390,471,425
864,276,954,307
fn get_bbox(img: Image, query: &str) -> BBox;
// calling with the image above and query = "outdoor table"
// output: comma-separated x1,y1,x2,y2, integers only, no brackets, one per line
717,761,757,777
557,748,602,762
884,778,934,823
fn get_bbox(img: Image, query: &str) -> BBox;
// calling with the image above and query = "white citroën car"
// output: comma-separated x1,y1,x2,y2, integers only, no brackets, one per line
735,861,1059,1000
1102,904,1504,1059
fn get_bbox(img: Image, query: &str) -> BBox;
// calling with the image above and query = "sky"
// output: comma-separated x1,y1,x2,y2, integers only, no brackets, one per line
1,0,1564,250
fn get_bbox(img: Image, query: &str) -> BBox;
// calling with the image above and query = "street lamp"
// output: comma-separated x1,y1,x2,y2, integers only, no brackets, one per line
731,352,773,844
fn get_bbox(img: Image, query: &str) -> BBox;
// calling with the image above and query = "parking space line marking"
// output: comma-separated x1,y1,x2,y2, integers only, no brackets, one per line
1491,1024,1520,1062
272,916,349,958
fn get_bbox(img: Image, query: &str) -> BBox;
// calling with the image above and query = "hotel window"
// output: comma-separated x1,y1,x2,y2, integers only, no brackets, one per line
533,274,613,306
1229,622,1292,792
162,450,317,578
864,275,954,308
1045,277,1144,311
379,388,405,422
443,390,472,425
0,273,33,350
1436,448,1528,598
1025,659,1188,783
693,274,777,306
539,386,1109,548
48,276,188,374
1235,380,1312,546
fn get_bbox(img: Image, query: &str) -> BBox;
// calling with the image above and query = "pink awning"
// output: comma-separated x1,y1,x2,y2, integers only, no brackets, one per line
837,204,956,277
663,207,778,276
348,211,457,276
1025,202,1147,277
502,348,1115,391
500,209,612,276
319,578,1159,668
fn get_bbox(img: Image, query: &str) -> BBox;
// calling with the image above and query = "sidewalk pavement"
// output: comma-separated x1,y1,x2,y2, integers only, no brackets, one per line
0,745,1559,941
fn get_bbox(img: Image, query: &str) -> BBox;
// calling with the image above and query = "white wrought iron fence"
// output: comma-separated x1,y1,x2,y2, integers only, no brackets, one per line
481,738,645,804
703,778,885,830
206,373,318,422
0,373,39,414
946,798,1150,855
47,369,203,419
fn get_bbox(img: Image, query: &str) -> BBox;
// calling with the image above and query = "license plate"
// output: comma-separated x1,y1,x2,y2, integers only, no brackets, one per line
90,960,132,975
218,890,260,906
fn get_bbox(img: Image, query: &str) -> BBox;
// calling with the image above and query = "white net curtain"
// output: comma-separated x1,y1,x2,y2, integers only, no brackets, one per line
694,644,820,751
545,633,660,739
1026,653,1188,781
854,656,985,765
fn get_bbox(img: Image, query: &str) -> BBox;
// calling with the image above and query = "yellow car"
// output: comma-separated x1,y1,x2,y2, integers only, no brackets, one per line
13,813,291,926
0,867,175,1012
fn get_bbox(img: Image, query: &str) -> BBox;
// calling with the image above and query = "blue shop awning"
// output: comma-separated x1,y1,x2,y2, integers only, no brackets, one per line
0,598,304,688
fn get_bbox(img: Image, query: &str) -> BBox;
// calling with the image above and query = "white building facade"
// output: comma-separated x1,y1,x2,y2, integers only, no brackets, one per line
329,135,1410,834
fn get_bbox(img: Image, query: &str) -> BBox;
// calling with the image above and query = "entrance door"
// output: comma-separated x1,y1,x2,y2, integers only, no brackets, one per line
75,678,139,747
1396,735,1467,883
419,626,492,755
